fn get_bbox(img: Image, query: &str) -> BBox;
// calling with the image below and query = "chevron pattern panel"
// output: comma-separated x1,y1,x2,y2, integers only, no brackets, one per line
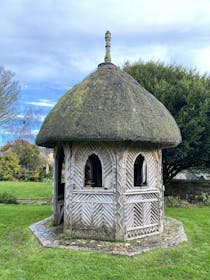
125,150,158,189
127,225,159,239
115,149,126,240
64,144,72,228
71,192,115,239
125,191,160,239
52,147,57,224
72,143,115,190
156,150,164,231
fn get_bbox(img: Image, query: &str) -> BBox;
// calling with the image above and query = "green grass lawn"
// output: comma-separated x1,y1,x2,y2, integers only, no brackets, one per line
0,181,52,199
0,203,209,279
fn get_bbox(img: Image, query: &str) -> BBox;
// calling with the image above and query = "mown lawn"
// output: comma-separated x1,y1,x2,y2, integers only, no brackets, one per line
0,181,52,199
0,202,210,279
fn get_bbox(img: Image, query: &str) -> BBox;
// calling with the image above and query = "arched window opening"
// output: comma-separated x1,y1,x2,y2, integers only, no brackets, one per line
85,154,102,187
134,154,147,187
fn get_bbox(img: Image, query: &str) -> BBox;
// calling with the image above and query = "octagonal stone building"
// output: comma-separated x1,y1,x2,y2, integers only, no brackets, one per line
36,32,181,241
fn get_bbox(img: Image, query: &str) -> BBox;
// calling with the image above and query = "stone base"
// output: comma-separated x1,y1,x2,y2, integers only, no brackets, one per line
29,217,187,257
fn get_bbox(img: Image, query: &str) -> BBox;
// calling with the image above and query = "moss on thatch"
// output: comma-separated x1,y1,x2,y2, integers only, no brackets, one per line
36,63,181,148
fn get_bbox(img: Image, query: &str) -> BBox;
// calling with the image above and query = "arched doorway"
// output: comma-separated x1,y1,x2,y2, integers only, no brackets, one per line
85,154,102,187
134,154,147,187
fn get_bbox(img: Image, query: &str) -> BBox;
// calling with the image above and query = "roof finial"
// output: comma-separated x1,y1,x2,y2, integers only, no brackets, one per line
104,31,111,63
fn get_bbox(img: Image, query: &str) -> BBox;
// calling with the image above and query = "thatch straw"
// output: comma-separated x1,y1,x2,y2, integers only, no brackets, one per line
36,63,181,148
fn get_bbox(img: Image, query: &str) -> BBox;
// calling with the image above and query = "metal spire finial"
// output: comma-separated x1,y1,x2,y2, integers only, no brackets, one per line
104,31,111,63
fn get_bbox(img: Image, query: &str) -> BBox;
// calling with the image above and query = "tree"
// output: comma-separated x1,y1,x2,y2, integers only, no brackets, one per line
1,140,47,181
8,139,46,171
124,61,210,185
0,66,19,126
0,151,20,180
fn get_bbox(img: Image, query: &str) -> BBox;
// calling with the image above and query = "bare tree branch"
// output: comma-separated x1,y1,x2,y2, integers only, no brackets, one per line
0,66,20,126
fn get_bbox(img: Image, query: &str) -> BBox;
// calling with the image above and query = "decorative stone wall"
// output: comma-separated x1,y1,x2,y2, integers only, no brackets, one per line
53,142,164,241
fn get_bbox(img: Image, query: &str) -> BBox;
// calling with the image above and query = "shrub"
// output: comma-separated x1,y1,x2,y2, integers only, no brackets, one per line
1,140,48,181
165,196,183,208
0,192,18,204
0,151,20,180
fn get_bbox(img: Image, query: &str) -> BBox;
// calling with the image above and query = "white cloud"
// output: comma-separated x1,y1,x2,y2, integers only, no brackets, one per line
193,47,210,74
17,114,24,119
17,113,46,121
26,99,56,108
1,131,11,135
113,45,170,68
31,129,39,136
0,0,209,88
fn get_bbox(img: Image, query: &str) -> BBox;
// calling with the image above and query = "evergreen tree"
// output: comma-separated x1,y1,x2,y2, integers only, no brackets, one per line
124,61,210,185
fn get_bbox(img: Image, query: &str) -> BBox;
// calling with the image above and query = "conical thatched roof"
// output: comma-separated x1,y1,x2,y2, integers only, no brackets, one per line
36,62,181,148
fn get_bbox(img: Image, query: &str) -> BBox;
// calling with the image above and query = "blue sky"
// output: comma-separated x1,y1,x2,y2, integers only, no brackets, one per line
1,0,210,146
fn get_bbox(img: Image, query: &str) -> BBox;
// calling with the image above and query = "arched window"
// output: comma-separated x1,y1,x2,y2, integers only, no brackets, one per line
134,154,147,187
85,154,102,187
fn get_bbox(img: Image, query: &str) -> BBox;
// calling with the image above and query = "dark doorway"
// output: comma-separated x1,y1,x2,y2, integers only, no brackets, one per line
85,154,102,187
134,154,147,187
56,146,65,224
57,147,65,197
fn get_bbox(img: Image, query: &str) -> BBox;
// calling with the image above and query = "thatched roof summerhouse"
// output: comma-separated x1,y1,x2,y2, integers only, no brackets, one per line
36,31,181,241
